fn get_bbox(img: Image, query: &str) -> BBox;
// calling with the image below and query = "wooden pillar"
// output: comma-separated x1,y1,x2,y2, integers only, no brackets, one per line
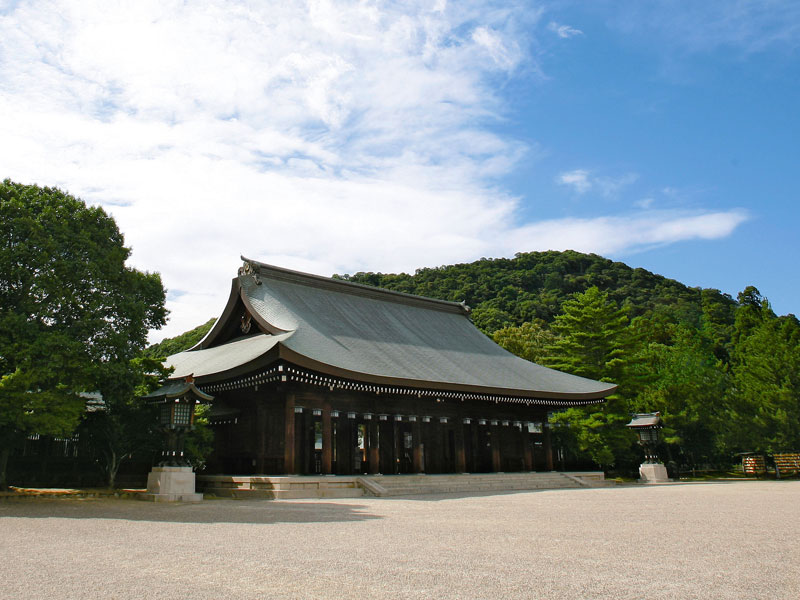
384,419,392,474
392,419,399,474
543,423,554,471
296,408,306,474
454,422,466,473
412,418,423,473
284,392,296,474
322,399,332,475
470,424,480,473
368,419,380,474
425,420,438,473
338,416,352,475
256,401,267,473
523,427,533,472
491,424,502,472
516,424,525,472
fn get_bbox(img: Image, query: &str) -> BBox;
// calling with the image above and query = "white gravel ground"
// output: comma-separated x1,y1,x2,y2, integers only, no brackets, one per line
1,481,798,600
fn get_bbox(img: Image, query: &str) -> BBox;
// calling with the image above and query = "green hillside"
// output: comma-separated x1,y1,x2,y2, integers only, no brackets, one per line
145,318,215,359
335,250,737,335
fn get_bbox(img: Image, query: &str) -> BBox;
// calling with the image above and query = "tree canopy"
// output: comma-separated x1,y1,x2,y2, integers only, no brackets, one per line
0,180,167,488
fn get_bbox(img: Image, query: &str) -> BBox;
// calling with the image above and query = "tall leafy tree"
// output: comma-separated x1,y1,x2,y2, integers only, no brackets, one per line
80,357,170,488
0,180,167,489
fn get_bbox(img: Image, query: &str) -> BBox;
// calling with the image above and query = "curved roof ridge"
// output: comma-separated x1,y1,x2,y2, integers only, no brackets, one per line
241,256,470,315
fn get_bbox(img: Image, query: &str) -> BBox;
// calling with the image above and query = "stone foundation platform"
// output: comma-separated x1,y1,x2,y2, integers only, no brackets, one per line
140,466,203,502
638,463,670,483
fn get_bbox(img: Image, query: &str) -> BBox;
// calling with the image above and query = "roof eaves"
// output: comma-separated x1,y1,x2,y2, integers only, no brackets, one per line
277,345,617,401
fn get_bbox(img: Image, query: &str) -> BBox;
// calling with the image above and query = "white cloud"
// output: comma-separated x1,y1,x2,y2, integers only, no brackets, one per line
472,26,522,70
0,1,748,341
557,169,638,197
547,21,583,39
504,210,750,257
557,169,592,194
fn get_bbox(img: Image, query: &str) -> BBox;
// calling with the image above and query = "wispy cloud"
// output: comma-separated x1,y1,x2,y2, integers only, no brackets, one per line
557,169,592,193
472,26,523,70
506,210,750,256
547,21,583,39
608,0,800,55
596,173,639,197
557,169,638,197
0,1,749,340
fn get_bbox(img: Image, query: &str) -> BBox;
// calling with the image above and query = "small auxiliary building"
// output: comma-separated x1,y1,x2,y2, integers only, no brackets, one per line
164,259,616,476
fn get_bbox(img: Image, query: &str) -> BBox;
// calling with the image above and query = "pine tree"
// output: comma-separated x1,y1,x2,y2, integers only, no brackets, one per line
544,287,636,470
545,286,630,382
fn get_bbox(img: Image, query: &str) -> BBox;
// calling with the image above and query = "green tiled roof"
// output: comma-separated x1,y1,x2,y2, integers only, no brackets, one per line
167,260,616,401
245,260,615,400
167,332,291,379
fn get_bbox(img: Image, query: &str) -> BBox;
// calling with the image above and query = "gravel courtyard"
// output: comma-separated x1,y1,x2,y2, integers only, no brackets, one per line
1,481,798,599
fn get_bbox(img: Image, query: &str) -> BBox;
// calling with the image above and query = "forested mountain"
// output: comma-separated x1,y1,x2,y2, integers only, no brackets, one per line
335,250,737,335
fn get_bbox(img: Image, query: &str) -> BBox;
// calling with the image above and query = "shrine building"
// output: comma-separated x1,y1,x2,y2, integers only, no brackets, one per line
163,258,616,476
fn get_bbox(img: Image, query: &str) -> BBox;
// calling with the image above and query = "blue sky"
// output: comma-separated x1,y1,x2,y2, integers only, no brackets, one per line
500,1,799,313
0,1,797,339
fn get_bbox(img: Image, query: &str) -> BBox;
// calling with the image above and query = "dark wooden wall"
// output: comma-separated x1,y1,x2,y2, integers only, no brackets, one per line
206,380,555,475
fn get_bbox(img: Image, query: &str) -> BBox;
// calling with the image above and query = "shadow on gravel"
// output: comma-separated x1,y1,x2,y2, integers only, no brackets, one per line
0,498,381,524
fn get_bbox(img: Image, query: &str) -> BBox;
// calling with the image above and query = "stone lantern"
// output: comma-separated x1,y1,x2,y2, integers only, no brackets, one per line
626,412,669,483
141,376,212,502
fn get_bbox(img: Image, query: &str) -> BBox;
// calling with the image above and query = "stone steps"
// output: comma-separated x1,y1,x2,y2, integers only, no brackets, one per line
198,475,365,500
357,472,597,497
198,472,607,499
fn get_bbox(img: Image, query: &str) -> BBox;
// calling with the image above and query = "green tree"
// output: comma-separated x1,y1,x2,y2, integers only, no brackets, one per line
80,357,171,488
492,320,556,364
470,305,514,334
0,180,167,489
545,287,630,382
720,294,800,454
544,287,636,470
631,323,729,470
184,403,215,471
